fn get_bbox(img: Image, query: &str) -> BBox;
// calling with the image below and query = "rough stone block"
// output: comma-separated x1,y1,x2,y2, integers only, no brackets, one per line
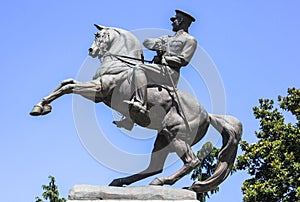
67,185,197,201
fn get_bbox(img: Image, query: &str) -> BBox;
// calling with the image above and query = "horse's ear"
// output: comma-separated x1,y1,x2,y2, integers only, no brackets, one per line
94,24,105,30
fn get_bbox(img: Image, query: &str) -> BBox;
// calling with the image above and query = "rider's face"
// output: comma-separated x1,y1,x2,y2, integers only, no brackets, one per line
171,15,183,32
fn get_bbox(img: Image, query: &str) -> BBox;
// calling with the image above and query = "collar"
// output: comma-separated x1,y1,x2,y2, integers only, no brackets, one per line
175,29,188,37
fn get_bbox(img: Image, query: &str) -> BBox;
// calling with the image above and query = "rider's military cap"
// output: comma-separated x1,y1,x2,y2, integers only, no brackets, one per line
170,9,196,23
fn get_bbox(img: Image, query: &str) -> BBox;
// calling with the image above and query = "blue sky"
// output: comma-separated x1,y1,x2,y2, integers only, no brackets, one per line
1,1,300,201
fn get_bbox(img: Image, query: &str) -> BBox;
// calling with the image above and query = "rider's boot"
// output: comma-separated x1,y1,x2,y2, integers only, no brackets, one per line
124,67,150,126
123,98,150,127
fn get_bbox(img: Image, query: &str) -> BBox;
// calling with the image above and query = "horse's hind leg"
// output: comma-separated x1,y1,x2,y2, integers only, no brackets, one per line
150,130,200,186
109,132,171,187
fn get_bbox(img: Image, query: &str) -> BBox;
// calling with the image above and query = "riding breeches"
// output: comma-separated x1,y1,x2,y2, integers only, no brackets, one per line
131,63,180,105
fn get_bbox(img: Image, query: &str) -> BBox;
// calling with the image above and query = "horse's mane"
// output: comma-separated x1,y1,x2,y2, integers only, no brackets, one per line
107,27,143,60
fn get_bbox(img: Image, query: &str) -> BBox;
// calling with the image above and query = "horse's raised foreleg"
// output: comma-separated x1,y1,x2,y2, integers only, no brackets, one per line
30,79,102,116
150,131,200,186
30,79,77,116
109,132,171,187
67,80,103,102
51,78,77,93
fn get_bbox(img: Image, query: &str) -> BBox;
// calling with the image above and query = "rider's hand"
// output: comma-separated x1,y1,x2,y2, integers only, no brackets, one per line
153,56,161,64
161,57,168,66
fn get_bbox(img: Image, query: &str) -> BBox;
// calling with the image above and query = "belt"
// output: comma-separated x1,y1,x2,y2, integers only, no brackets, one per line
167,61,182,72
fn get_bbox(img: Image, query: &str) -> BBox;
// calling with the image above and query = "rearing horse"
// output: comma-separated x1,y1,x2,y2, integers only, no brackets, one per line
30,25,242,193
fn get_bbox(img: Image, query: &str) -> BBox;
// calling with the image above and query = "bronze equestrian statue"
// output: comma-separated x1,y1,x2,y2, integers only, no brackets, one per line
30,10,242,193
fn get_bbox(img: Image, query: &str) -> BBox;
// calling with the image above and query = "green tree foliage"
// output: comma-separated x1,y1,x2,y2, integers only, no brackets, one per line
235,88,300,201
35,176,66,202
191,142,220,202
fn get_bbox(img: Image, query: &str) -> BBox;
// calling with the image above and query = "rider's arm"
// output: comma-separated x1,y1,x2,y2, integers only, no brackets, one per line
143,38,162,51
143,36,169,51
163,37,197,67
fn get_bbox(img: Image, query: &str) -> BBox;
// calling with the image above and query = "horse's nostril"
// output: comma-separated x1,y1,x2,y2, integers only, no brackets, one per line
88,48,93,52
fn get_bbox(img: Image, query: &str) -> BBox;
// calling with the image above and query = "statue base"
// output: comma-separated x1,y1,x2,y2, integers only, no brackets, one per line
67,185,197,201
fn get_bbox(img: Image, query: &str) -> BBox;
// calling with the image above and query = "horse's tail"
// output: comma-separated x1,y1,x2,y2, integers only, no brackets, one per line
189,114,242,193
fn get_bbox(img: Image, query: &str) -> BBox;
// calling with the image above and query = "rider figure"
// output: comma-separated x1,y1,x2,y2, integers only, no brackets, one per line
117,10,197,129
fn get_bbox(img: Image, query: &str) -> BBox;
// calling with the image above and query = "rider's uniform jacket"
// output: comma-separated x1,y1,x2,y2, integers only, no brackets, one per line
143,29,197,70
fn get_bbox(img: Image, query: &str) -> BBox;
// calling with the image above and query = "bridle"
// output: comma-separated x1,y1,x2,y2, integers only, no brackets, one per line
94,28,111,58
94,28,153,65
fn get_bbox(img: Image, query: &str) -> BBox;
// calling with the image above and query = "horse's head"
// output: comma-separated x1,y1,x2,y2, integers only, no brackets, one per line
89,24,143,60
89,24,111,58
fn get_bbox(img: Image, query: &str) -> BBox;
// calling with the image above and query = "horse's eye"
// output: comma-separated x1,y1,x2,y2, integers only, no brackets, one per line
94,33,100,38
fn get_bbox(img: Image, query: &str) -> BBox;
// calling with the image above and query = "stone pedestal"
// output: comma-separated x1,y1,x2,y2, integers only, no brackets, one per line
67,185,197,201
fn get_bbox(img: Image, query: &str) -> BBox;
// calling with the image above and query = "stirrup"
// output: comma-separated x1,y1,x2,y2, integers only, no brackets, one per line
123,100,150,127
123,100,148,113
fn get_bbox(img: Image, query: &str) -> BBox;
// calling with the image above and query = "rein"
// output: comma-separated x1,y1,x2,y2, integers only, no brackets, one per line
105,53,153,65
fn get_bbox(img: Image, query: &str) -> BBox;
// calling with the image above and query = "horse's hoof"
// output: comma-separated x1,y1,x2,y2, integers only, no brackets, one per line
109,178,124,187
30,105,43,116
186,182,199,192
41,104,52,115
149,177,164,186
